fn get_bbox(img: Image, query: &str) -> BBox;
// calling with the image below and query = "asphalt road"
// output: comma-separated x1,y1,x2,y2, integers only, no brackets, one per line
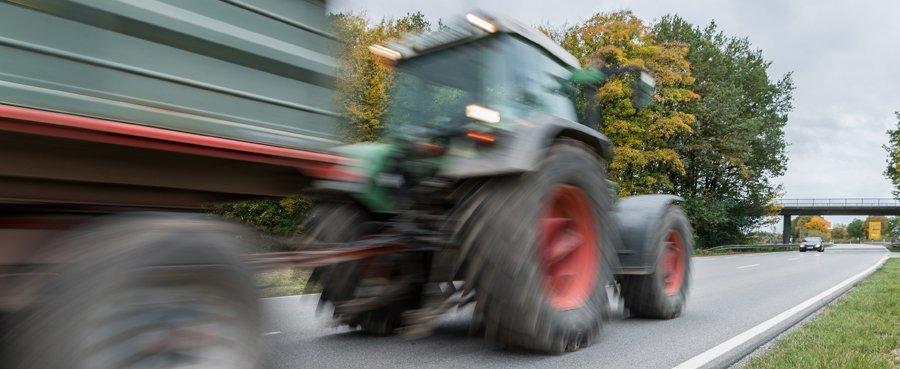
261,244,888,369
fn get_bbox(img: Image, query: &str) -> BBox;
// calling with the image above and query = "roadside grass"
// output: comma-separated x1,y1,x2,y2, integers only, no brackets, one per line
256,268,319,298
743,258,899,369
694,246,795,257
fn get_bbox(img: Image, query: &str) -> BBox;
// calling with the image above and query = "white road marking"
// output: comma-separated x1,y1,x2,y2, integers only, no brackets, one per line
787,257,800,261
671,253,890,369
736,264,760,269
263,331,283,336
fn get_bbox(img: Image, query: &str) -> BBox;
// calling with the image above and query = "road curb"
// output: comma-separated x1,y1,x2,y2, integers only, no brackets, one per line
671,252,890,369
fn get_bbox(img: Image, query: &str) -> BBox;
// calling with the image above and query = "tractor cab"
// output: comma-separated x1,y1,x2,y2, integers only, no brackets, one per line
375,14,583,143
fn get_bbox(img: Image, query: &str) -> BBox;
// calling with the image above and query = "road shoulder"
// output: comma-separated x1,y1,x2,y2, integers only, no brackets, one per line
736,258,899,369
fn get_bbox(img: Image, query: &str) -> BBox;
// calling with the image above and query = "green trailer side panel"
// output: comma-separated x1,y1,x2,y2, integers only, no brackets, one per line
0,0,343,151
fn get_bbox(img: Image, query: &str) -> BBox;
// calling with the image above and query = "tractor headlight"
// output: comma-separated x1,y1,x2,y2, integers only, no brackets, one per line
465,104,500,124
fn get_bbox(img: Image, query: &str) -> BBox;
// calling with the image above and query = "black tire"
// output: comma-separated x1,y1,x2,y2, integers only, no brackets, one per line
4,214,262,369
461,140,616,353
307,204,422,336
800,248,806,252
621,207,693,319
818,247,824,252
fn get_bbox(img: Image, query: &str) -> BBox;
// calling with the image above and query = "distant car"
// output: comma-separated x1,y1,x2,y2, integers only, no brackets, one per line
799,237,824,252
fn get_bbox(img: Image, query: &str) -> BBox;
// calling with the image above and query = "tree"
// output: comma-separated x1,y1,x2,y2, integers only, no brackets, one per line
791,215,813,240
804,216,831,235
652,16,794,248
831,224,847,240
883,112,900,198
847,219,865,240
332,12,432,142
790,215,830,240
551,11,698,196
884,216,900,240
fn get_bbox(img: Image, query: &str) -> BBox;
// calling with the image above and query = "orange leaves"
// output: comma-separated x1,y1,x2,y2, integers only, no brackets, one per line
558,10,699,195
804,216,831,234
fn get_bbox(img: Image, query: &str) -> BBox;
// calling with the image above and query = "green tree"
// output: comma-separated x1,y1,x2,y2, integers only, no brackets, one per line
883,112,900,198
847,219,865,240
831,224,847,240
214,196,313,250
551,11,699,196
791,215,813,240
332,12,432,142
884,216,900,240
652,16,794,248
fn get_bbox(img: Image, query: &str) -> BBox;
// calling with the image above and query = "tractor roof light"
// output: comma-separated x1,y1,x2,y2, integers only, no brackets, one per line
367,44,402,61
465,13,497,33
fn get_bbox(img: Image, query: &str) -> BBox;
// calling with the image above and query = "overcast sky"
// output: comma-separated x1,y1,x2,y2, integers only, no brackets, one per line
330,0,900,226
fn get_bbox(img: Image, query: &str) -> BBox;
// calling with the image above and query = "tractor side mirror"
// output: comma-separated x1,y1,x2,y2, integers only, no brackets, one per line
570,68,657,108
632,70,656,108
569,67,656,130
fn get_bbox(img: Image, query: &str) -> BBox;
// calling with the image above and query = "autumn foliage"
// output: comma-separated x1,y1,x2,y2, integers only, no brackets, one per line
550,11,699,195
804,216,831,235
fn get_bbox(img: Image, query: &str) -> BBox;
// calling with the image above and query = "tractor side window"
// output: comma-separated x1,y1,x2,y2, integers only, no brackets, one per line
506,38,577,121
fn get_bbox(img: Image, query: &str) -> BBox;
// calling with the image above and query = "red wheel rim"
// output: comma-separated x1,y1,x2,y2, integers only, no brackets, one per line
539,184,599,310
662,230,685,295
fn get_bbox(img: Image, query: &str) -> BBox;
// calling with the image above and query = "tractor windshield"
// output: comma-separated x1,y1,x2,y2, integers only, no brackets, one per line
385,39,501,137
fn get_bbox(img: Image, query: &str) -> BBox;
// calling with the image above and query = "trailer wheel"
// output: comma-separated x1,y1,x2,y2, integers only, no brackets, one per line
462,140,615,353
5,214,262,369
307,204,422,336
622,207,692,319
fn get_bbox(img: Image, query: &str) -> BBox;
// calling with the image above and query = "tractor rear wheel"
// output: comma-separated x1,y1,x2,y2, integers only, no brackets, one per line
621,207,693,319
461,140,615,353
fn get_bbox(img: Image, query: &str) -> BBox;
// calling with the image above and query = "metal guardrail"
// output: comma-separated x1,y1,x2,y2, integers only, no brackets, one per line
777,198,900,207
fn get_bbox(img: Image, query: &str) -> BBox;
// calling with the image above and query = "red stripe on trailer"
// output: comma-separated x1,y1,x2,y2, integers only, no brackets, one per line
0,104,361,182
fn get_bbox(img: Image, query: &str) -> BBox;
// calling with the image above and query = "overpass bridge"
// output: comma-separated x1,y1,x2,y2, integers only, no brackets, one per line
777,198,900,243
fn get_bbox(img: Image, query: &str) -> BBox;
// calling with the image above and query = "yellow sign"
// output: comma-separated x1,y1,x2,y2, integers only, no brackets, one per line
868,221,882,240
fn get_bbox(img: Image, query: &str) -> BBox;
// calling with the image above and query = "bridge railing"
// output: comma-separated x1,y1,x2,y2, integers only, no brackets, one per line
777,198,900,207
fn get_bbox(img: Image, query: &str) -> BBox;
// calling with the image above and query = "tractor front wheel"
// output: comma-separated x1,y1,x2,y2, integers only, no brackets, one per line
621,207,693,319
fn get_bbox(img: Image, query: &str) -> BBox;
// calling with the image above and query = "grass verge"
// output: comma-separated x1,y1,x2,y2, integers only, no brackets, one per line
743,258,899,369
694,246,795,257
256,268,319,298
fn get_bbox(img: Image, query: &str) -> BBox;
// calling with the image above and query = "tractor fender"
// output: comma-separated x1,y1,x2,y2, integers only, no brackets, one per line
439,116,612,179
613,194,683,275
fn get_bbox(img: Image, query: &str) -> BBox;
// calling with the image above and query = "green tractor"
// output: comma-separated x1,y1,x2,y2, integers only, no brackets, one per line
306,12,692,353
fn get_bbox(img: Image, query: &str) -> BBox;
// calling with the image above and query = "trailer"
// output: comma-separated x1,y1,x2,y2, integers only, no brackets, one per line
0,1,359,368
1,3,694,368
